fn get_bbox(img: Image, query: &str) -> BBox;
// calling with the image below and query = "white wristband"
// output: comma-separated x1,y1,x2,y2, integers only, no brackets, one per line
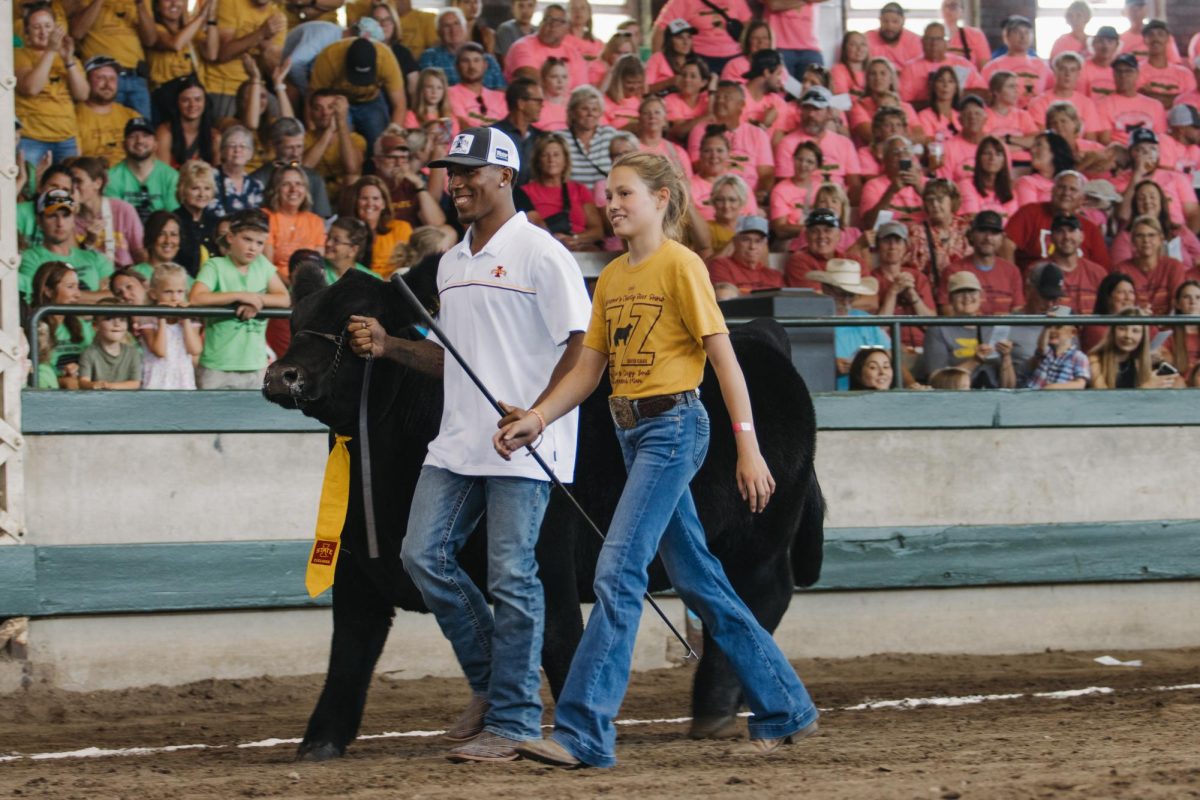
732,422,754,433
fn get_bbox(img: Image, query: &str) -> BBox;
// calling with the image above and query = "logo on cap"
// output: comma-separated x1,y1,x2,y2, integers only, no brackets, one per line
495,147,510,163
450,134,475,155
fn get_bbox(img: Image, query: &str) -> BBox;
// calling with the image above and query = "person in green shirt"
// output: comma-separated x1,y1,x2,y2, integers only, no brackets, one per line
78,298,143,390
17,162,75,249
104,117,180,224
188,209,290,389
19,188,115,303
322,216,381,285
28,260,95,387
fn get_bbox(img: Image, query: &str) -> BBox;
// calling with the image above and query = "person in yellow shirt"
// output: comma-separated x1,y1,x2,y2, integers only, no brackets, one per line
302,89,366,205
76,56,141,167
346,0,437,59
309,35,407,153
146,0,211,91
15,5,89,164
65,0,155,117
280,0,341,28
343,175,411,276
495,152,819,769
201,0,286,122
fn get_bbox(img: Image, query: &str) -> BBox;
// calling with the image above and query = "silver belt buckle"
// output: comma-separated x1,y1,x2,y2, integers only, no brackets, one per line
608,396,637,430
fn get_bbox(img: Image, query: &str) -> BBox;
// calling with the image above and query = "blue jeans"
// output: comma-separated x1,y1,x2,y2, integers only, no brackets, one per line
349,93,391,155
20,137,78,166
781,48,825,79
550,396,818,767
400,466,551,741
116,72,152,119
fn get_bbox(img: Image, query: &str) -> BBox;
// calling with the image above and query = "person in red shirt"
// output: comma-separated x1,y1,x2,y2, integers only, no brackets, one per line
706,215,783,294
1003,170,1110,272
1082,26,1120,99
1137,19,1196,110
939,211,1024,315
1042,213,1109,315
1116,215,1189,314
871,220,935,347
981,17,1051,109
784,207,854,287
1096,54,1168,145
939,0,989,70
867,2,923,69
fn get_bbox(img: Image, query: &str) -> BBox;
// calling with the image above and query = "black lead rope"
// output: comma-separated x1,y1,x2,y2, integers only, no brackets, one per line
389,275,698,660
358,357,380,559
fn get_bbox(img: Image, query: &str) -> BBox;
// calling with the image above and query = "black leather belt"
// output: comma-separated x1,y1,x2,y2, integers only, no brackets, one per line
608,389,699,430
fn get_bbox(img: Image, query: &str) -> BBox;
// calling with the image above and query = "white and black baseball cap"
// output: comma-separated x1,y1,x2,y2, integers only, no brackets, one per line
429,127,521,172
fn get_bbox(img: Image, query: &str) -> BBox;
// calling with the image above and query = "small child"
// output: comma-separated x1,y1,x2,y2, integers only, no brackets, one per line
78,298,142,390
111,267,158,341
928,366,971,390
143,263,203,390
1023,320,1090,390
188,209,290,390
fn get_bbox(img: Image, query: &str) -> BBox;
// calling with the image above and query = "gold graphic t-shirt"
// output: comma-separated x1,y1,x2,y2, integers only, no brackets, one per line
583,239,728,399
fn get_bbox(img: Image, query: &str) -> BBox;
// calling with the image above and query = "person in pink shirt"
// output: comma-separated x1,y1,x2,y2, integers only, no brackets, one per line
1164,103,1200,173
690,129,760,222
1114,127,1200,232
1137,20,1197,109
916,66,962,141
1028,53,1106,142
899,21,984,107
538,57,571,131
860,135,926,227
849,58,921,145
503,5,590,89
831,31,869,99
982,71,1038,146
1015,132,1078,206
652,0,751,71
684,81,774,202
940,0,989,70
867,2,922,69
939,94,990,180
766,0,828,79
1097,54,1168,145
564,0,604,67
590,29,636,87
1110,179,1200,270
1044,103,1110,174
665,57,712,141
981,17,1051,109
645,18,696,93
769,140,825,244
857,105,910,181
1082,26,1120,99
1119,0,1182,64
740,50,791,139
773,86,862,197
957,136,1019,221
449,44,509,128
1049,2,1092,61
634,95,692,179
601,54,645,130
718,20,773,84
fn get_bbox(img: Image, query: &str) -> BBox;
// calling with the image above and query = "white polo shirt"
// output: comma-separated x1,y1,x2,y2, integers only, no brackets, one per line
424,212,592,481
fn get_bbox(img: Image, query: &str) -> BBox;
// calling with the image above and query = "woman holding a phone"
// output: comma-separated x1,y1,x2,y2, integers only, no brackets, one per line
1088,308,1181,388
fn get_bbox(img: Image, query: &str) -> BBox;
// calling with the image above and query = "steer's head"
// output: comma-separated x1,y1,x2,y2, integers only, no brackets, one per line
263,258,440,432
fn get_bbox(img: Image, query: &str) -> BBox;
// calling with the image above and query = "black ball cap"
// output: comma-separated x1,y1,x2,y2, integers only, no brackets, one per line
1030,262,1067,300
346,38,378,86
1050,213,1081,231
743,49,783,80
1112,53,1139,71
971,210,1004,232
124,117,154,137
805,207,840,229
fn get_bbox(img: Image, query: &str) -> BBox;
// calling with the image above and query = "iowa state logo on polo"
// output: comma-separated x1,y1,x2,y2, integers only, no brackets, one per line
492,265,506,278
311,540,338,565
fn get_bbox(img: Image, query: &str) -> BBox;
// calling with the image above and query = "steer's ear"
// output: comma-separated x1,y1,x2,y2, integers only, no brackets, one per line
391,253,441,320
290,262,328,307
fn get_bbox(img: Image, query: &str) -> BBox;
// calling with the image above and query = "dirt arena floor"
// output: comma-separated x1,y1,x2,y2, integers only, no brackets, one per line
2,648,1198,799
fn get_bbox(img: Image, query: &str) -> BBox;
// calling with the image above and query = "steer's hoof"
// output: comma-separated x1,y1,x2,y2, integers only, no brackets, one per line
295,741,343,762
689,715,743,740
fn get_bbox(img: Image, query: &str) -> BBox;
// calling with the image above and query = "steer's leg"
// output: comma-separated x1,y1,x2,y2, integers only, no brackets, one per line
536,497,584,700
688,539,794,739
296,556,395,761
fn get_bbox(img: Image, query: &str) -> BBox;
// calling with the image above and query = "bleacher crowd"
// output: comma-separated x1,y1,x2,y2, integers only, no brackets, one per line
12,0,1200,390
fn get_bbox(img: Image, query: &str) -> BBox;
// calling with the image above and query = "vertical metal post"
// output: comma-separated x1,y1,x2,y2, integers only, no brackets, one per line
891,321,904,389
0,0,25,547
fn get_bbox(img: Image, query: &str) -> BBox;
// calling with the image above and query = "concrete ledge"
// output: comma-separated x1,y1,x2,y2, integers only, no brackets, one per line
13,581,1199,692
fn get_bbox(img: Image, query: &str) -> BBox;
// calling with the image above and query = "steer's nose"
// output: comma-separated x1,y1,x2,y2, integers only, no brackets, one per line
263,361,307,400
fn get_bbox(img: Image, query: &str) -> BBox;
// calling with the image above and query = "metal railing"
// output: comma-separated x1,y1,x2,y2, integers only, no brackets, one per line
28,305,1198,391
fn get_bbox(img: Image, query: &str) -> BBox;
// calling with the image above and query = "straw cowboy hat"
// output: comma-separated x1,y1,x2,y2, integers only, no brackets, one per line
806,259,878,296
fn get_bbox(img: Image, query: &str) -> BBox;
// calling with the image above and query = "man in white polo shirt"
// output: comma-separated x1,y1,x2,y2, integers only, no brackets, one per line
348,126,591,763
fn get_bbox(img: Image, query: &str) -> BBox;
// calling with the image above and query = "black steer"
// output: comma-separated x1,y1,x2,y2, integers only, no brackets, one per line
263,261,825,761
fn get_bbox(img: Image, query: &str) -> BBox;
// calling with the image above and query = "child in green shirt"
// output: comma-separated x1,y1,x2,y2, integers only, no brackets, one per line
188,209,291,389
78,298,142,390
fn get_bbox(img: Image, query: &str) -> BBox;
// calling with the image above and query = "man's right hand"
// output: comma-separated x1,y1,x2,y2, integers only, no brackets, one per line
349,315,387,359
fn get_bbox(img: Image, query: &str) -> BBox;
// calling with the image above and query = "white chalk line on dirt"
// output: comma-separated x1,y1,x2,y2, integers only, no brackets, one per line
4,683,1197,764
